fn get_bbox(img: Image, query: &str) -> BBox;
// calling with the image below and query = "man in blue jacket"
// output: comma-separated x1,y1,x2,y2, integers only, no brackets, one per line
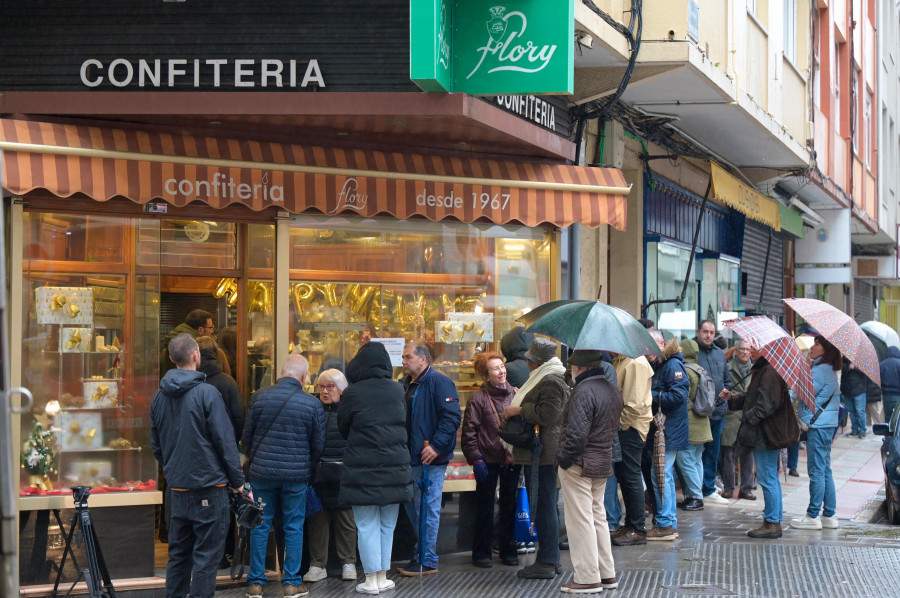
243,355,326,598
881,346,900,423
695,320,732,506
151,333,244,598
399,342,462,576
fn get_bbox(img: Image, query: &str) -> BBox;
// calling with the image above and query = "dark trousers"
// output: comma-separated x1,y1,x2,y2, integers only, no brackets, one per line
524,464,560,566
613,427,647,533
166,486,229,598
719,445,754,495
641,438,657,517
701,417,725,496
473,463,520,561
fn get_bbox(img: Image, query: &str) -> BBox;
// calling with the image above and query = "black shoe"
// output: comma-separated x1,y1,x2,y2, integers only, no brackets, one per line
501,555,519,566
558,541,569,551
473,557,492,568
516,562,557,579
680,498,704,511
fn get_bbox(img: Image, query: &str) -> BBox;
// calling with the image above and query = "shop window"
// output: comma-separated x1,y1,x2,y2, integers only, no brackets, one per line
287,216,551,396
136,219,237,269
645,241,699,339
19,213,159,499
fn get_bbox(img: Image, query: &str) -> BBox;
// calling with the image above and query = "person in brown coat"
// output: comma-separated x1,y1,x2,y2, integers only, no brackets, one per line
727,348,791,539
556,350,624,593
461,351,520,568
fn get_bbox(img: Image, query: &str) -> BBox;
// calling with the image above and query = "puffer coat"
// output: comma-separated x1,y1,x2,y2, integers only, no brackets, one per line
556,370,623,478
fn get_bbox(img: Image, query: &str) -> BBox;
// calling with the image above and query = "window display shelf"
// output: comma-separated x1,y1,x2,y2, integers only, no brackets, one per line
57,447,143,454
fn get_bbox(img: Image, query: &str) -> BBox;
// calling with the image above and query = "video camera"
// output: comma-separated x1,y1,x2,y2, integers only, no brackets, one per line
229,484,265,529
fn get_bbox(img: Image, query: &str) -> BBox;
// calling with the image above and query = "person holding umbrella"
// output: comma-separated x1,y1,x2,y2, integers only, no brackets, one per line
460,351,520,568
790,336,842,530
502,337,568,580
841,358,869,438
338,342,414,594
556,350,624,593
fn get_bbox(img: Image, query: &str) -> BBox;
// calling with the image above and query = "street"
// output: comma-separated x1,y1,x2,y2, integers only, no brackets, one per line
215,433,900,598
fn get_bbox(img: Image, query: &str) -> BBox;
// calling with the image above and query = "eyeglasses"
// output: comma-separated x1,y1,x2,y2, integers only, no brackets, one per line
316,383,337,392
736,347,751,352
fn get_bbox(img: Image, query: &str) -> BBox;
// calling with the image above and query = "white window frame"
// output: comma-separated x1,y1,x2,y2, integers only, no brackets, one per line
784,0,797,64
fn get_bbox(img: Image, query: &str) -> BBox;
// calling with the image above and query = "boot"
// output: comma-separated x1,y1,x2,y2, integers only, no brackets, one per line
356,573,379,595
747,520,782,539
376,570,395,591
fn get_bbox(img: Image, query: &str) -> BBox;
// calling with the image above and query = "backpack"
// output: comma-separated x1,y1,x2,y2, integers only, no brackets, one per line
685,363,716,417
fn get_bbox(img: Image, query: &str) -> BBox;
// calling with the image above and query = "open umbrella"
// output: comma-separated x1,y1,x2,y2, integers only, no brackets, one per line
723,316,815,411
861,321,900,350
863,330,890,362
517,300,662,358
783,298,881,386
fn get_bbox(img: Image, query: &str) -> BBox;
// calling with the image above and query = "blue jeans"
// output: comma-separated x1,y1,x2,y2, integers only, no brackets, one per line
845,393,867,436
787,441,800,470
248,479,307,587
675,444,705,500
884,394,900,425
166,486,229,598
753,449,782,523
702,417,725,496
603,472,621,528
524,464,561,565
353,504,399,573
651,450,677,529
404,464,446,569
806,427,837,518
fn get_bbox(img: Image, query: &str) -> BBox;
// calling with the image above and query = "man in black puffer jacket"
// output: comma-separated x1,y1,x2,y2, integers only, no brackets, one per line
243,355,326,598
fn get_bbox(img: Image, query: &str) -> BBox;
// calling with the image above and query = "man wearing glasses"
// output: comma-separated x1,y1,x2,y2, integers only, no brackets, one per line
721,340,756,500
160,309,217,378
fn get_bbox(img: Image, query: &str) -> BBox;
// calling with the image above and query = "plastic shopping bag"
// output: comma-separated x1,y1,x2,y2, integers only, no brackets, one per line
513,485,539,543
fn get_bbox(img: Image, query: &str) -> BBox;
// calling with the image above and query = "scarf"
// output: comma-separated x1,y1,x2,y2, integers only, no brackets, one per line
510,356,567,408
737,358,752,379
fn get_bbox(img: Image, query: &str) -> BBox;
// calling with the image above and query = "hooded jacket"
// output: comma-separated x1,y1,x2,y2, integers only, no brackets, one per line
556,369,623,478
199,350,245,444
461,383,516,465
150,368,243,489
501,326,534,389
881,346,900,395
650,339,690,451
679,340,713,444
695,338,731,420
338,342,414,506
242,376,326,483
612,354,654,441
840,361,868,397
512,369,569,467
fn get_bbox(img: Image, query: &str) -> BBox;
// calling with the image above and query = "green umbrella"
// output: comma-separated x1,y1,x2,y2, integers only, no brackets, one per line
517,300,663,359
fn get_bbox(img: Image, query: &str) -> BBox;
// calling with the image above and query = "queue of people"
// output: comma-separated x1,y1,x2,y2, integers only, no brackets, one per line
152,313,874,598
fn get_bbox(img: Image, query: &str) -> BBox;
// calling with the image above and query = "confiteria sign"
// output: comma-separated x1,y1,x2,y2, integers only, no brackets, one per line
79,58,324,89
410,0,574,95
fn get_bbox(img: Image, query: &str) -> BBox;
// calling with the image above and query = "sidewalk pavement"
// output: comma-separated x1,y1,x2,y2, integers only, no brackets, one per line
214,428,898,597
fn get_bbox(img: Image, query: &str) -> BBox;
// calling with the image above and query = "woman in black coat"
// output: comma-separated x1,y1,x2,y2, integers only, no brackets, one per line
338,342,413,594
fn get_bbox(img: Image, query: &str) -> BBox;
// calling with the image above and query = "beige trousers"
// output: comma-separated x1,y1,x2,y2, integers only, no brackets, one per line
867,401,884,425
558,464,616,584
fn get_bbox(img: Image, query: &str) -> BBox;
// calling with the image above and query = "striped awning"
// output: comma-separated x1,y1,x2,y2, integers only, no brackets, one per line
0,119,630,229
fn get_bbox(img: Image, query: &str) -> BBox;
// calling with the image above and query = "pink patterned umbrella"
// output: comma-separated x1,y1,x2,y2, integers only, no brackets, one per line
783,298,881,387
723,316,815,411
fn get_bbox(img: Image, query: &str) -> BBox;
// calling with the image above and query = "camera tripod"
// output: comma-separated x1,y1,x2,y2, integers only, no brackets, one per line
51,486,116,598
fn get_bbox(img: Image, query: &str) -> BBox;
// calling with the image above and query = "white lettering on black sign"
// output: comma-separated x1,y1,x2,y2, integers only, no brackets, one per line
493,95,556,131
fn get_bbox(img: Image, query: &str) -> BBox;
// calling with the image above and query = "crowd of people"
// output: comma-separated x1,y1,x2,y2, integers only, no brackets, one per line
150,310,895,598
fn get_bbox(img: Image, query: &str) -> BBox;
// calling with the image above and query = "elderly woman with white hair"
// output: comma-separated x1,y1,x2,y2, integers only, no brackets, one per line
305,369,359,583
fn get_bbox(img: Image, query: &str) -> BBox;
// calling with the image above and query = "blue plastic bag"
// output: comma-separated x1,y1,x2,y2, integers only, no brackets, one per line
513,485,538,543
306,485,324,518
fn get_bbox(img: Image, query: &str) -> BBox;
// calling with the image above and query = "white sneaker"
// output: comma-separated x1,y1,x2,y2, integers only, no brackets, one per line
821,515,840,529
305,566,327,582
789,515,823,530
343,563,358,581
356,573,380,595
376,570,395,591
704,491,729,505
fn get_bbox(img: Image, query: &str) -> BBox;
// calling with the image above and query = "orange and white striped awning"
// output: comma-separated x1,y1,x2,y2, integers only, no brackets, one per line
0,118,630,229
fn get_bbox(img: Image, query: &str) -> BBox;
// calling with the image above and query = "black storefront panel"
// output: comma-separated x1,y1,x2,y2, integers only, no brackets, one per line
742,220,784,317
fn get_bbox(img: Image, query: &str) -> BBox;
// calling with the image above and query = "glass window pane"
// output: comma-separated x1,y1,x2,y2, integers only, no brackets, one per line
137,220,237,269
24,213,125,263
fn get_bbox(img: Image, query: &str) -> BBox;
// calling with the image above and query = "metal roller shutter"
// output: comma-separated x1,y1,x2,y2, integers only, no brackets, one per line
741,220,784,317
854,280,874,323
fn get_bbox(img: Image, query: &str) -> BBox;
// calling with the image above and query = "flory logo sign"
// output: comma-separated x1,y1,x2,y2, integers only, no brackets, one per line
466,6,557,80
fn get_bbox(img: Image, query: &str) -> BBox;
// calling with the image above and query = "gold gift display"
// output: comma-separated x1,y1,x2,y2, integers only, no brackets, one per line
35,286,94,325
59,412,103,451
447,313,494,342
60,327,93,353
81,378,119,408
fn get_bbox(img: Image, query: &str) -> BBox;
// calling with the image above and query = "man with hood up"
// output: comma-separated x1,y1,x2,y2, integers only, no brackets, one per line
500,326,535,389
880,346,900,423
151,333,244,598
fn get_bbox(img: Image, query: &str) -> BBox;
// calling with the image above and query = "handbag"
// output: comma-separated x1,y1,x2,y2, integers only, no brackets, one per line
499,415,537,449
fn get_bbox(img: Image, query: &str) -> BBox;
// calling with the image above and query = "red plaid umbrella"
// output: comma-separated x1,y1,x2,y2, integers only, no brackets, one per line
723,316,815,411
783,298,881,387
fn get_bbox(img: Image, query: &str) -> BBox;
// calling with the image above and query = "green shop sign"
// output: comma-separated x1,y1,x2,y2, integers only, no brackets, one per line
410,0,574,95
